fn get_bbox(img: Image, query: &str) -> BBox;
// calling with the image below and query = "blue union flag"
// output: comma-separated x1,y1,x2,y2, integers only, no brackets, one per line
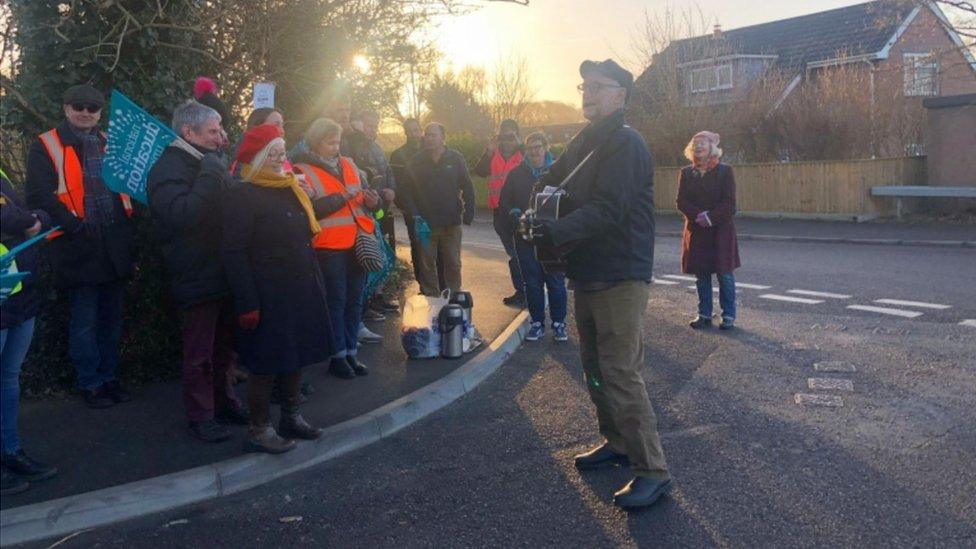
102,90,178,205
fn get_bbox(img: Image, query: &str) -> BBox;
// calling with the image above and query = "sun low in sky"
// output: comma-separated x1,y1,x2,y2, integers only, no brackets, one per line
433,0,873,104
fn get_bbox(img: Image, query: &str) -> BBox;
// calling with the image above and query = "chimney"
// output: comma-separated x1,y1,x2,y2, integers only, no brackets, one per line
713,24,723,39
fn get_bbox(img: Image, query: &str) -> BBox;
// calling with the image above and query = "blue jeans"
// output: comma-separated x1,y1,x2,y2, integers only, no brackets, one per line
69,281,125,390
696,273,736,321
494,210,524,294
514,239,567,325
318,249,366,357
1,317,36,454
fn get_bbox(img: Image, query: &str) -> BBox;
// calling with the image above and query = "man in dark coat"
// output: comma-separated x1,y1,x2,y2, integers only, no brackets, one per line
389,118,425,282
25,84,136,409
147,100,247,443
401,123,475,296
530,59,671,510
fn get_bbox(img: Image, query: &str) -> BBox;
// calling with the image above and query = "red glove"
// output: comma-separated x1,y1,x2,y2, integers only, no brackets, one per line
238,310,260,330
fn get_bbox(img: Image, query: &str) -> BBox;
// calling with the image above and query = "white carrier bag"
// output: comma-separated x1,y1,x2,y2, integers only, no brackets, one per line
400,290,451,359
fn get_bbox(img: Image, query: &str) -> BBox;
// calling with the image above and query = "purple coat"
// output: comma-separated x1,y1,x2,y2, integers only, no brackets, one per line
677,163,740,275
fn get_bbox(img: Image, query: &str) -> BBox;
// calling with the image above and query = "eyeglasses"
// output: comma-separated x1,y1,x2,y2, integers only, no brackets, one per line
70,103,101,113
267,152,287,161
576,82,622,94
525,144,546,152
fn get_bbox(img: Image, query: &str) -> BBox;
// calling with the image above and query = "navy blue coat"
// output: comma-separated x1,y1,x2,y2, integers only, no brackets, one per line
221,183,335,375
543,109,655,284
1,175,52,329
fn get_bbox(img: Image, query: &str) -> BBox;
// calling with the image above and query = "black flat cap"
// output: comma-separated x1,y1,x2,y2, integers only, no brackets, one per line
579,59,633,101
62,84,105,107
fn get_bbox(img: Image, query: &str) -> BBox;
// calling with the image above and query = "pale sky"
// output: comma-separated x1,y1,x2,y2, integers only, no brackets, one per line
431,0,868,104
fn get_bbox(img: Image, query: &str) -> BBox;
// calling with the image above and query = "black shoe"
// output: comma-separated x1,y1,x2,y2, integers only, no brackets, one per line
375,297,399,313
2,450,58,482
689,317,712,329
573,443,629,470
363,308,386,322
502,291,526,306
613,476,673,510
82,386,115,409
103,380,132,403
188,419,231,443
328,357,356,379
215,406,250,426
719,318,735,330
1,466,29,495
346,355,368,376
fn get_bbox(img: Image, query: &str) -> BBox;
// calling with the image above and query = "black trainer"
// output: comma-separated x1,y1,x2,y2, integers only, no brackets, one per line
188,419,231,443
2,450,58,482
689,317,712,329
502,291,526,307
346,355,368,376
104,380,132,403
1,466,28,495
328,357,356,379
613,476,673,510
82,386,115,409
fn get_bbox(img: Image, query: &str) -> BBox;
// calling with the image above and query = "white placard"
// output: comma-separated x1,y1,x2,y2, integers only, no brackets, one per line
253,82,276,109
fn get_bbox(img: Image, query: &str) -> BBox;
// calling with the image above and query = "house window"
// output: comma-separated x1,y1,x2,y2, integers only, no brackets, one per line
903,53,938,96
690,64,733,93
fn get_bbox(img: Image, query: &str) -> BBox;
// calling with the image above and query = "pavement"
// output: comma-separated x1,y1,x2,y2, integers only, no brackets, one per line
1,243,520,512
5,215,976,547
28,221,975,548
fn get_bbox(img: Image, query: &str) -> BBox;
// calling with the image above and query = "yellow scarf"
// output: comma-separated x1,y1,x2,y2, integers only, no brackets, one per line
241,164,321,234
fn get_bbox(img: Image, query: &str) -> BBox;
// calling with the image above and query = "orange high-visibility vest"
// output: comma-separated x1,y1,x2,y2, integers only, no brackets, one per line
294,158,375,251
38,128,134,239
487,148,523,210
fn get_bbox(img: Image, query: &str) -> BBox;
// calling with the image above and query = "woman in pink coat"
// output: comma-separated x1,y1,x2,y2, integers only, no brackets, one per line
676,131,740,330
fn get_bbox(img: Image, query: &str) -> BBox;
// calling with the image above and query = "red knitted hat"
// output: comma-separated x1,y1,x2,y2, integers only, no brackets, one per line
236,123,285,165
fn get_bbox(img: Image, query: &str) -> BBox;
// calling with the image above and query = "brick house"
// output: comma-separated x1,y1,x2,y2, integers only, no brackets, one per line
632,0,976,160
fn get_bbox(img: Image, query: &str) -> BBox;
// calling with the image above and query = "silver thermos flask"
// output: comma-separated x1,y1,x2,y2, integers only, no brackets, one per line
439,304,465,359
450,290,474,338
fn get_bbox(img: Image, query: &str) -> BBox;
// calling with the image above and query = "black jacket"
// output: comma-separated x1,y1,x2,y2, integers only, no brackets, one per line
543,109,655,284
147,145,233,309
403,148,475,227
497,161,538,238
1,175,52,329
389,139,422,211
25,121,136,289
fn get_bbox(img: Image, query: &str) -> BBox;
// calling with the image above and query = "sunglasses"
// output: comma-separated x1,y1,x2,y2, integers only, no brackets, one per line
70,103,102,113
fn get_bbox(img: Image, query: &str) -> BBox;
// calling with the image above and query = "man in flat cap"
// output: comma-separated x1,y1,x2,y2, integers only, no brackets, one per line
529,59,671,509
25,84,136,409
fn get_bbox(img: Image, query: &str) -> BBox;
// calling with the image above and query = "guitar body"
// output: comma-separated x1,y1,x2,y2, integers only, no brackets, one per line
531,192,572,273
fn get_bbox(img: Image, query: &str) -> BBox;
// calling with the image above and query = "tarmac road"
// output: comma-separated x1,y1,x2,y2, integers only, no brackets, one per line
19,219,976,548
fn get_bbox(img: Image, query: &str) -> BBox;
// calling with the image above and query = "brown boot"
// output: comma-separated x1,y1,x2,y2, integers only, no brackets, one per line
244,425,296,454
279,411,323,440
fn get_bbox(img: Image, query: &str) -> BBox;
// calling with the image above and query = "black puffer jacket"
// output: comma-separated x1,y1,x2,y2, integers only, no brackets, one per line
147,145,234,309
1,175,52,329
543,109,655,284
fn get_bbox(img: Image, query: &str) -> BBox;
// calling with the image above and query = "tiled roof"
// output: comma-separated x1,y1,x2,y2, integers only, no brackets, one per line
663,0,917,70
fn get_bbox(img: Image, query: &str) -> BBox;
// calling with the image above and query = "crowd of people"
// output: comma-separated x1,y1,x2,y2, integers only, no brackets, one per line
2,60,740,511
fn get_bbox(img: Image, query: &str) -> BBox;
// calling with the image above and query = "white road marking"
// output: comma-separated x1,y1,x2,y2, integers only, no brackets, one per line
794,393,844,407
759,294,824,304
787,289,852,299
874,298,951,310
846,305,923,318
735,282,771,289
807,378,855,391
814,361,857,373
688,285,719,292
959,319,976,327
662,274,697,282
652,278,680,285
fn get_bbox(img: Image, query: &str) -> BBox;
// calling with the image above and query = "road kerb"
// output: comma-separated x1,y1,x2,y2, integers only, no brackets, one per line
0,311,530,547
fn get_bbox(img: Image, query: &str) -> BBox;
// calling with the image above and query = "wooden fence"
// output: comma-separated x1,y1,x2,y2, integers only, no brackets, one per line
654,157,928,219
